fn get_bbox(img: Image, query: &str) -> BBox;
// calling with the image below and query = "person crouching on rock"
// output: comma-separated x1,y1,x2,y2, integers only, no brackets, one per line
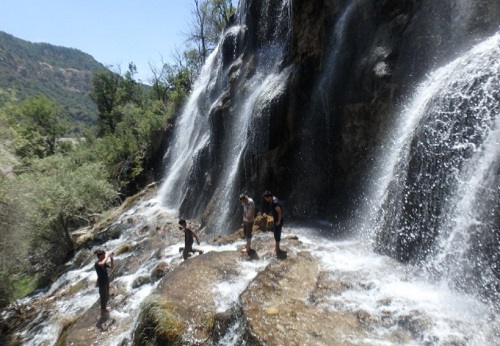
94,249,114,314
178,219,203,260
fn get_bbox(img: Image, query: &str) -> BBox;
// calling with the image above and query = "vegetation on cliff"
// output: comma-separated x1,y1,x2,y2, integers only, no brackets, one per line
0,0,236,311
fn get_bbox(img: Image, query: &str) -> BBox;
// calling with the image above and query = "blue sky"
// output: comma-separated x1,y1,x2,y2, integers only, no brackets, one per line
0,1,200,83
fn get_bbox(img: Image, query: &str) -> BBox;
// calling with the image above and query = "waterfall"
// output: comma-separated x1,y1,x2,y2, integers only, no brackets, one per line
157,47,222,210
370,32,500,301
290,2,357,220
6,1,500,345
158,0,291,231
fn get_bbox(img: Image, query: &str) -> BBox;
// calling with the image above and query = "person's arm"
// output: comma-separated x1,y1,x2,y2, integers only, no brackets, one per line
275,205,282,225
192,230,200,245
109,253,114,269
97,252,114,267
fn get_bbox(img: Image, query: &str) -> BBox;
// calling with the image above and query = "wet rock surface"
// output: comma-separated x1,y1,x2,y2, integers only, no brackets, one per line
155,251,242,344
241,251,362,346
3,187,496,345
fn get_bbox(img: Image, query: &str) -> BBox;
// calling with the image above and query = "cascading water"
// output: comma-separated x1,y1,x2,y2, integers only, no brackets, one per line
371,32,500,303
158,0,292,231
291,1,357,220
157,50,221,210
209,64,292,232
4,1,500,345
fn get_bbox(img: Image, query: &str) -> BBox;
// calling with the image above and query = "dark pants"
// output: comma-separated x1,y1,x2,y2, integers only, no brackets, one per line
183,246,192,260
243,221,253,240
273,218,284,242
98,283,109,309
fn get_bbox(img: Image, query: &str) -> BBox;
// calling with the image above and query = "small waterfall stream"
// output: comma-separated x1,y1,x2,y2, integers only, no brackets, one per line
157,49,221,209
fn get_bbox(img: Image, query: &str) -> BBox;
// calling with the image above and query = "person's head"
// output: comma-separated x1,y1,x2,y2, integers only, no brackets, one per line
178,218,187,229
94,249,105,258
239,194,247,202
263,191,273,202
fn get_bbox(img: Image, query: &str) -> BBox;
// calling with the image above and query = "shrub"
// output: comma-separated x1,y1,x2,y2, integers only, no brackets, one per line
135,294,185,345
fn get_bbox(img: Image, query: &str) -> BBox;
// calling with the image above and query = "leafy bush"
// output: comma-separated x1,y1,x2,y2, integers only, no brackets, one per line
15,154,116,285
0,175,31,307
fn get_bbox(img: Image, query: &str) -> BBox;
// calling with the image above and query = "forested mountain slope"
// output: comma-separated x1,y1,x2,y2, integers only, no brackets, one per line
0,31,106,132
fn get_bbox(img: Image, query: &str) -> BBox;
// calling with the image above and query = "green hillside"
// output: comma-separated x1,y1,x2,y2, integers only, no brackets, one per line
0,31,107,133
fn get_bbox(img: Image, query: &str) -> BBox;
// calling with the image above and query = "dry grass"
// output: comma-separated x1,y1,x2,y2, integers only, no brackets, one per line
140,294,185,341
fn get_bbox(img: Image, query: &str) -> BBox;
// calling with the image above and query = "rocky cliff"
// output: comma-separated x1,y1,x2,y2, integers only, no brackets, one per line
172,0,500,227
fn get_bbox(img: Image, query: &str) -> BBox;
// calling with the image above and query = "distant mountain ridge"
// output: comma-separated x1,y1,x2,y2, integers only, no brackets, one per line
0,30,108,132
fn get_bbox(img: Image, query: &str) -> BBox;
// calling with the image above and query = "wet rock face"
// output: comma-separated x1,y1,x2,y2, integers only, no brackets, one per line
128,234,444,345
185,0,500,224
240,251,363,345
153,251,244,344
281,0,424,219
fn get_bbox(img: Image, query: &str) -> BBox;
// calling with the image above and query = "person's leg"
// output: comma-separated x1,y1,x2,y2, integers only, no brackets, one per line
274,223,282,253
244,221,253,252
98,285,105,309
99,284,109,311
104,284,110,309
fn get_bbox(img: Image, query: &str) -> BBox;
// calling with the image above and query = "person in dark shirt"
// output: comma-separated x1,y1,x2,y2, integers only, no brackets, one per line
263,191,285,255
94,249,114,314
178,219,203,260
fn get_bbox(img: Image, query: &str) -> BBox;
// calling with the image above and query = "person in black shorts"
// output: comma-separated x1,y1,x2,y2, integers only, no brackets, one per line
178,219,203,260
94,249,114,314
263,191,284,255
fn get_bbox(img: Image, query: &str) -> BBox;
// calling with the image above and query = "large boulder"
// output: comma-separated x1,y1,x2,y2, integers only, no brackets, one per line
138,251,244,344
240,251,363,345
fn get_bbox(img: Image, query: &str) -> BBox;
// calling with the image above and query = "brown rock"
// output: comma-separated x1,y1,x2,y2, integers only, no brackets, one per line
240,251,365,345
153,251,243,343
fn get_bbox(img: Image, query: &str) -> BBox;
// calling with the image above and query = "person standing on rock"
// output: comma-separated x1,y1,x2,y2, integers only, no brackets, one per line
240,193,256,254
179,219,203,260
263,191,284,255
94,249,114,314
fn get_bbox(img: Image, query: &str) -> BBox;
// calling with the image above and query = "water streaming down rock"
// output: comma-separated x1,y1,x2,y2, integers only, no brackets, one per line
156,0,500,315
156,0,500,337
158,0,292,231
371,32,500,304
3,0,500,345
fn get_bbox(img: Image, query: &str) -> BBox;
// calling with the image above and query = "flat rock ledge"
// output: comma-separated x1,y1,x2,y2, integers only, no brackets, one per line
51,230,441,346
129,240,374,346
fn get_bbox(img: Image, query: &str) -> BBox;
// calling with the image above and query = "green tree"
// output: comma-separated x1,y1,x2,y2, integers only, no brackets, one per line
148,59,193,107
117,63,144,107
90,64,145,136
0,175,31,308
90,69,120,135
92,102,167,188
13,95,68,159
17,154,116,285
210,0,236,40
